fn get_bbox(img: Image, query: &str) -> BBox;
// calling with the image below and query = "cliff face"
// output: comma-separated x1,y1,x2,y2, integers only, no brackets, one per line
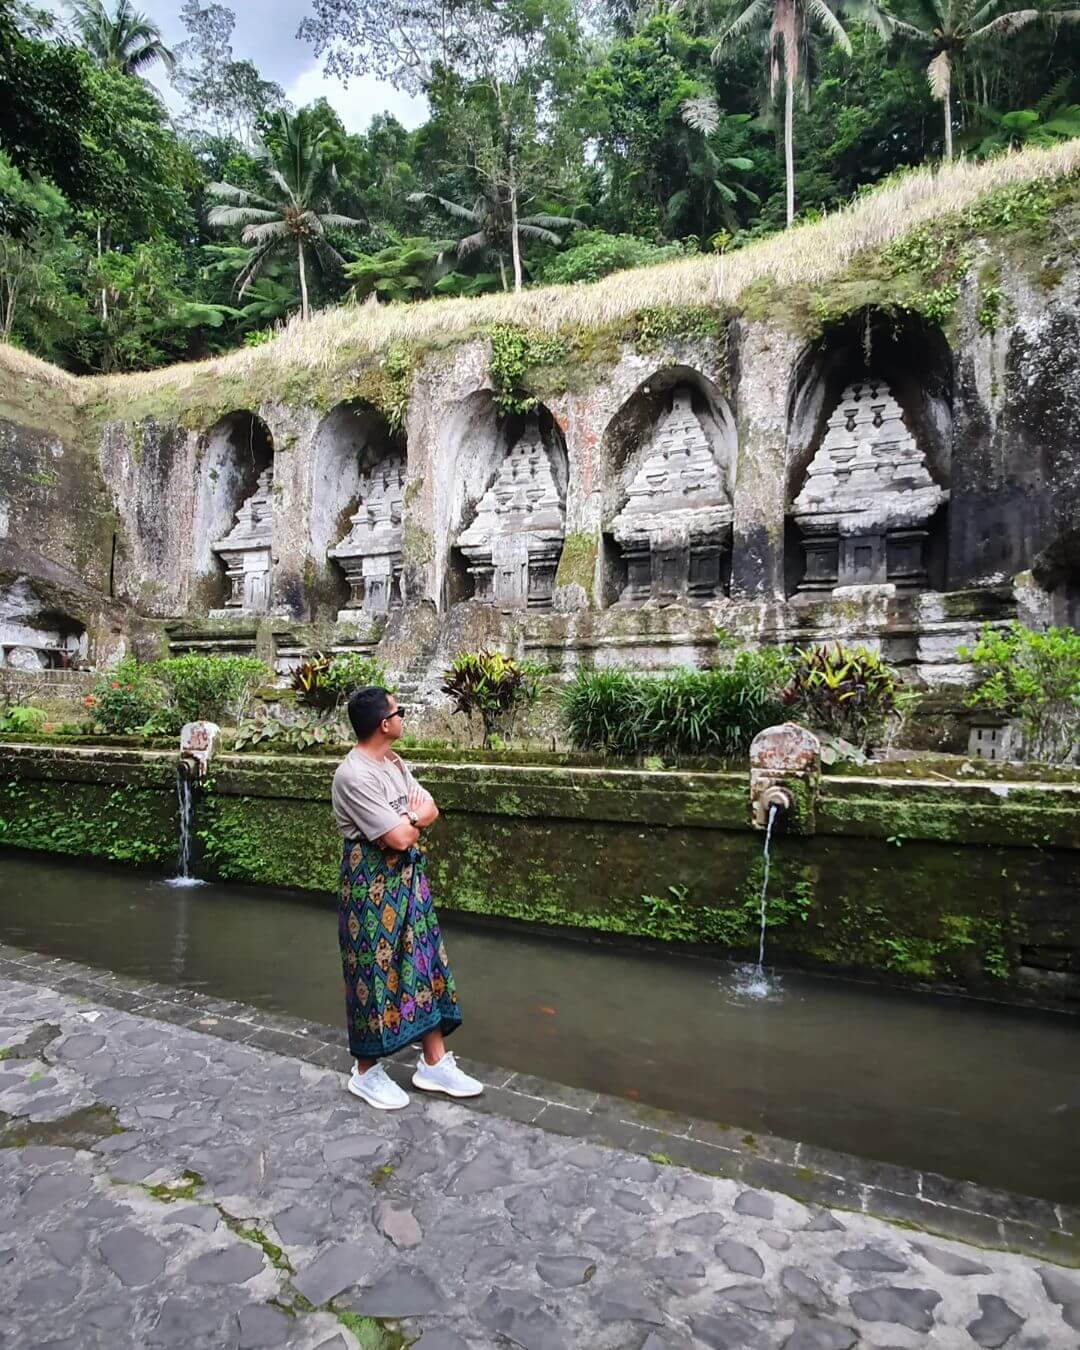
1,152,1078,689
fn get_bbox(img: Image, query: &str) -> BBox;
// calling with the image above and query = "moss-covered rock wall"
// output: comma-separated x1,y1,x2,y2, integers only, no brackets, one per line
2,742,1078,1006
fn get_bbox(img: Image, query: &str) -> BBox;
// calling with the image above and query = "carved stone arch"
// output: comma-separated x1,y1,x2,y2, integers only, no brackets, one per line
600,368,736,606
192,411,274,614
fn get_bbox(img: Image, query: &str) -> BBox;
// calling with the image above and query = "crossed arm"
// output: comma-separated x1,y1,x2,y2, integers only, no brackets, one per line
378,783,439,852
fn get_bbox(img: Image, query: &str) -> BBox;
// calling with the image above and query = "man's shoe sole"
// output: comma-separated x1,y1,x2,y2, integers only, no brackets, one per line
411,1072,483,1098
347,1076,410,1110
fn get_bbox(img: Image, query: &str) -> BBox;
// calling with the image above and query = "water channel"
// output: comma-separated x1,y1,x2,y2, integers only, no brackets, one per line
1,850,1077,1204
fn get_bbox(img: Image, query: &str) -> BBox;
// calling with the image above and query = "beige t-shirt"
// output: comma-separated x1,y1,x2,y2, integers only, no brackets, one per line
331,748,421,842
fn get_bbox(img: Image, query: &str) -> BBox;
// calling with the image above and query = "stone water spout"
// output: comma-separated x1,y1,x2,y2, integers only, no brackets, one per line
749,723,821,835
179,720,220,781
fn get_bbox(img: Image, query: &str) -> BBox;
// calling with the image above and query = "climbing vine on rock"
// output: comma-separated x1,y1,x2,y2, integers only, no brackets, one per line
488,325,568,415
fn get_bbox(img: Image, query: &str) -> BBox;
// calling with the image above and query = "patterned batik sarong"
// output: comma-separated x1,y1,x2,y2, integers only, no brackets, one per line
338,836,462,1060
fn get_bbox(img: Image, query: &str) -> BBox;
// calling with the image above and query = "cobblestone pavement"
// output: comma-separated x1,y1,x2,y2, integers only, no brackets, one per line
1,974,1078,1350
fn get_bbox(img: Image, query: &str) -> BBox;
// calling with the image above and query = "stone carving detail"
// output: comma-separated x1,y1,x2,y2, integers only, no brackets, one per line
329,455,406,618
792,379,948,592
611,391,732,603
211,469,273,613
457,428,565,610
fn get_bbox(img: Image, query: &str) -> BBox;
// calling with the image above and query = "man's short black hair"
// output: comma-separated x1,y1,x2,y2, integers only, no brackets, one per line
348,686,394,740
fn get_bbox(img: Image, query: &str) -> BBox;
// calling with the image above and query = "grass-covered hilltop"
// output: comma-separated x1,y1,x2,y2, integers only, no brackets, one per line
2,141,1078,434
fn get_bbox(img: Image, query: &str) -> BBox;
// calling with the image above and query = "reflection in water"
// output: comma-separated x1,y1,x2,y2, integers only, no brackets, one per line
0,849,1077,1202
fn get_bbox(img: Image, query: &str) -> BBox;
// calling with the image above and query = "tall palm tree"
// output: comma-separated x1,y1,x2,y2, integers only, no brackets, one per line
207,110,366,323
872,0,1080,160
408,190,579,293
66,0,176,77
713,0,853,227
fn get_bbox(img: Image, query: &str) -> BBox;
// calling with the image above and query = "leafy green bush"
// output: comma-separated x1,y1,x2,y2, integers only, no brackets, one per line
293,652,391,711
325,653,390,700
232,710,341,753
152,654,269,725
959,622,1080,764
535,230,686,286
781,644,908,750
442,651,543,747
562,652,789,758
86,659,164,735
0,705,48,734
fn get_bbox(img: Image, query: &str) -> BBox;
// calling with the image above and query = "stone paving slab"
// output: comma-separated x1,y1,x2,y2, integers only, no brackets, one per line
0,972,1079,1348
0,943,1075,1262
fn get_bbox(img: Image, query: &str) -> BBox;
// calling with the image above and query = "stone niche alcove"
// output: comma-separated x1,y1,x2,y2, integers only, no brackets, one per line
786,310,952,598
311,400,406,622
1033,528,1080,628
444,396,568,612
0,577,86,670
192,411,275,616
602,370,736,607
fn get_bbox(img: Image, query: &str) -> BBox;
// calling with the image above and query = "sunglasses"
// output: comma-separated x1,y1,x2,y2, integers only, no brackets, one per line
385,706,408,721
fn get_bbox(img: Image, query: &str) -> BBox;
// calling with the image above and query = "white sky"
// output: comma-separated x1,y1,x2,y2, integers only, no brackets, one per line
46,0,429,133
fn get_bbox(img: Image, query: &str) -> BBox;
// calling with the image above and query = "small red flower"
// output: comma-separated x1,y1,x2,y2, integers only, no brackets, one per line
83,695,95,708
111,681,120,689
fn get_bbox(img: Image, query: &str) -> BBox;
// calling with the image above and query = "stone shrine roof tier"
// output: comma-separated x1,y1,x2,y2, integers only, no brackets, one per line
457,429,566,552
611,391,732,545
792,379,948,536
211,469,273,554
329,456,406,562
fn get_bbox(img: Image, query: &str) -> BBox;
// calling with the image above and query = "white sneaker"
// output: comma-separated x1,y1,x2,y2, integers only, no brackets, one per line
412,1051,484,1098
347,1062,410,1111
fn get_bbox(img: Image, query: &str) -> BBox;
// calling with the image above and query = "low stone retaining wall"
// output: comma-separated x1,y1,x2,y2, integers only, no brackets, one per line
1,741,1078,1005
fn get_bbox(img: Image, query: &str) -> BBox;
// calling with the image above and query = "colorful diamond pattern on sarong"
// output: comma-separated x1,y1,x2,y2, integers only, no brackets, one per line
338,836,461,1060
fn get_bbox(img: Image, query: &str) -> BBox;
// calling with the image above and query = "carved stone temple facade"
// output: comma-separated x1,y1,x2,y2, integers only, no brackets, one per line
456,428,566,610
329,455,406,620
611,391,733,604
791,379,947,594
210,469,274,616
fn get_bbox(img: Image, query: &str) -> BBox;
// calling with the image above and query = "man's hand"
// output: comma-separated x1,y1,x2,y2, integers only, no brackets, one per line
409,784,439,828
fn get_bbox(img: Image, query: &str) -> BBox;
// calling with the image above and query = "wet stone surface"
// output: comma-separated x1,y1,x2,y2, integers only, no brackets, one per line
0,970,1076,1348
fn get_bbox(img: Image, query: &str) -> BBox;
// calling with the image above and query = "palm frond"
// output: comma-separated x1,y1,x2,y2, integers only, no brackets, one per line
968,8,1040,42
319,213,368,232
517,224,565,245
522,213,581,229
928,49,952,100
456,230,490,257
713,0,771,59
805,0,852,50
208,208,282,235
206,182,278,212
240,221,291,246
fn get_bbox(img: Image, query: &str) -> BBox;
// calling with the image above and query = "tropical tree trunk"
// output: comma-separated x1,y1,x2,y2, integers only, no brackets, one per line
508,157,523,294
97,222,108,323
498,254,508,291
943,86,954,161
784,72,795,227
297,240,310,322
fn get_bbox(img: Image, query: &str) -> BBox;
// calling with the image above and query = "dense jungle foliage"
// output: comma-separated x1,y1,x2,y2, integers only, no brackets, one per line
1,0,1078,372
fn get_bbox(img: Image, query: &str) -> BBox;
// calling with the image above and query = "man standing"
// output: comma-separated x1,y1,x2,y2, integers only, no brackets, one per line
331,685,483,1110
